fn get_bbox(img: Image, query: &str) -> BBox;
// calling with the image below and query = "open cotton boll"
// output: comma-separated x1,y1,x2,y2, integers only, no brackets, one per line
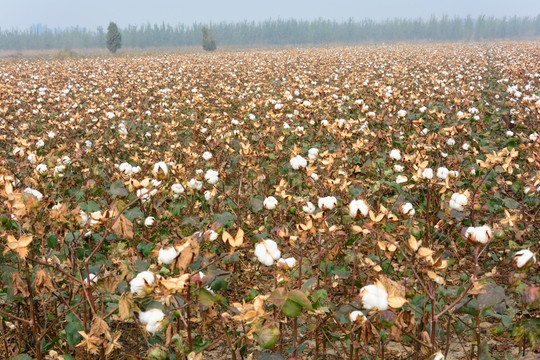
396,175,408,184
263,196,278,210
36,163,48,175
449,193,468,211
302,201,316,214
153,161,168,176
130,271,155,295
255,239,281,266
446,138,455,146
349,310,367,324
318,196,337,210
422,168,434,179
277,257,297,269
389,149,401,161
394,164,404,172
349,199,369,218
23,187,43,201
400,202,415,216
290,155,307,170
139,309,166,334
202,151,213,161
360,284,388,311
513,249,536,270
118,162,133,175
158,246,178,264
204,169,219,184
308,148,319,159
171,183,185,198
397,109,407,118
144,216,156,227
437,167,449,180
83,273,99,286
463,225,492,245
188,178,203,191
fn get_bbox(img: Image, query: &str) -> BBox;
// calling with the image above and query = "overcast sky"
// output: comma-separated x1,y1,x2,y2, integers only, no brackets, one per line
1,0,539,30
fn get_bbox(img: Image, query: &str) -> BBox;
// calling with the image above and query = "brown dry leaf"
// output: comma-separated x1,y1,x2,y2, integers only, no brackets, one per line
408,235,421,252
12,273,30,297
160,274,190,293
34,269,55,296
77,331,101,355
5,234,33,259
417,247,434,258
188,352,203,360
119,292,137,321
175,236,200,273
111,214,133,240
90,316,111,337
222,228,244,247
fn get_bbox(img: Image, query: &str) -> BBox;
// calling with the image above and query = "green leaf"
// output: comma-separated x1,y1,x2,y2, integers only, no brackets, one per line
477,284,505,310
287,289,313,311
250,196,263,213
502,197,520,210
12,355,32,360
512,318,540,349
65,313,83,348
124,207,144,222
133,259,150,272
109,180,128,197
478,341,493,360
199,288,216,307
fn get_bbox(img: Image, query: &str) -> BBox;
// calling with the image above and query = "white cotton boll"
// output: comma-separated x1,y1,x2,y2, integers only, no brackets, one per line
529,132,538,141
449,170,459,178
420,128,429,136
310,173,319,181
506,130,514,137
513,249,536,269
202,151,213,161
208,230,218,241
84,273,99,285
290,155,308,170
151,179,162,188
153,161,168,176
419,106,427,113
308,148,319,159
394,164,404,172
139,309,166,334
61,156,71,165
158,246,178,264
463,225,492,245
118,162,133,175
132,166,141,174
349,310,367,323
303,201,316,214
449,193,468,211
462,143,470,151
54,165,66,177
397,109,407,118
188,179,203,191
446,138,455,146
204,169,219,184
23,188,43,200
283,123,290,129
48,131,56,139
277,257,297,269
360,284,388,311
36,139,45,148
437,167,449,180
171,183,185,198
321,119,329,126
389,149,401,161
422,168,434,179
36,163,48,175
349,199,369,218
79,211,88,226
130,271,155,295
400,202,415,216
396,175,408,184
144,216,156,227
264,196,278,210
255,239,281,266
318,196,337,210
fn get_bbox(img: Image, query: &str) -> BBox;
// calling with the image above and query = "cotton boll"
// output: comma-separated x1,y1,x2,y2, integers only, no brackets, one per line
462,143,470,151
36,163,48,175
263,196,278,210
204,169,219,185
449,193,468,211
277,257,297,269
318,196,337,210
396,175,408,184
360,284,388,311
463,225,492,245
399,202,415,216
255,240,281,266
23,187,43,201
302,201,316,214
188,179,203,191
397,109,407,118
290,155,308,170
153,161,168,177
144,216,156,227
202,151,213,161
437,167,449,180
158,246,178,264
446,138,455,146
393,164,404,172
308,148,319,159
139,309,166,334
349,199,369,218
349,310,367,324
36,139,45,148
171,183,185,198
311,173,319,181
130,271,155,295
83,273,99,286
422,168,433,179
513,249,536,270
389,149,401,161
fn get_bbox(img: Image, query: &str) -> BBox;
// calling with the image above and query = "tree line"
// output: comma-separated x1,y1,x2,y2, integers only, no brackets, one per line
1,15,539,51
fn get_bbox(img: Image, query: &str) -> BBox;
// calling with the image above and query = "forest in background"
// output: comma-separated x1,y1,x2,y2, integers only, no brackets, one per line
0,15,539,51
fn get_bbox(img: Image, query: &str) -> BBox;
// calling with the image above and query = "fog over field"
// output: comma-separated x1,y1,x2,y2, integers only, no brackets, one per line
1,0,539,30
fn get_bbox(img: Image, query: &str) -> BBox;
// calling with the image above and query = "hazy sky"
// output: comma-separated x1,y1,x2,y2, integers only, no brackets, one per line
1,0,539,30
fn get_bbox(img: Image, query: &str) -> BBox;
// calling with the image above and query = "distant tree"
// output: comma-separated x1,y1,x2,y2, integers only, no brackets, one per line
106,22,122,53
202,26,216,51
